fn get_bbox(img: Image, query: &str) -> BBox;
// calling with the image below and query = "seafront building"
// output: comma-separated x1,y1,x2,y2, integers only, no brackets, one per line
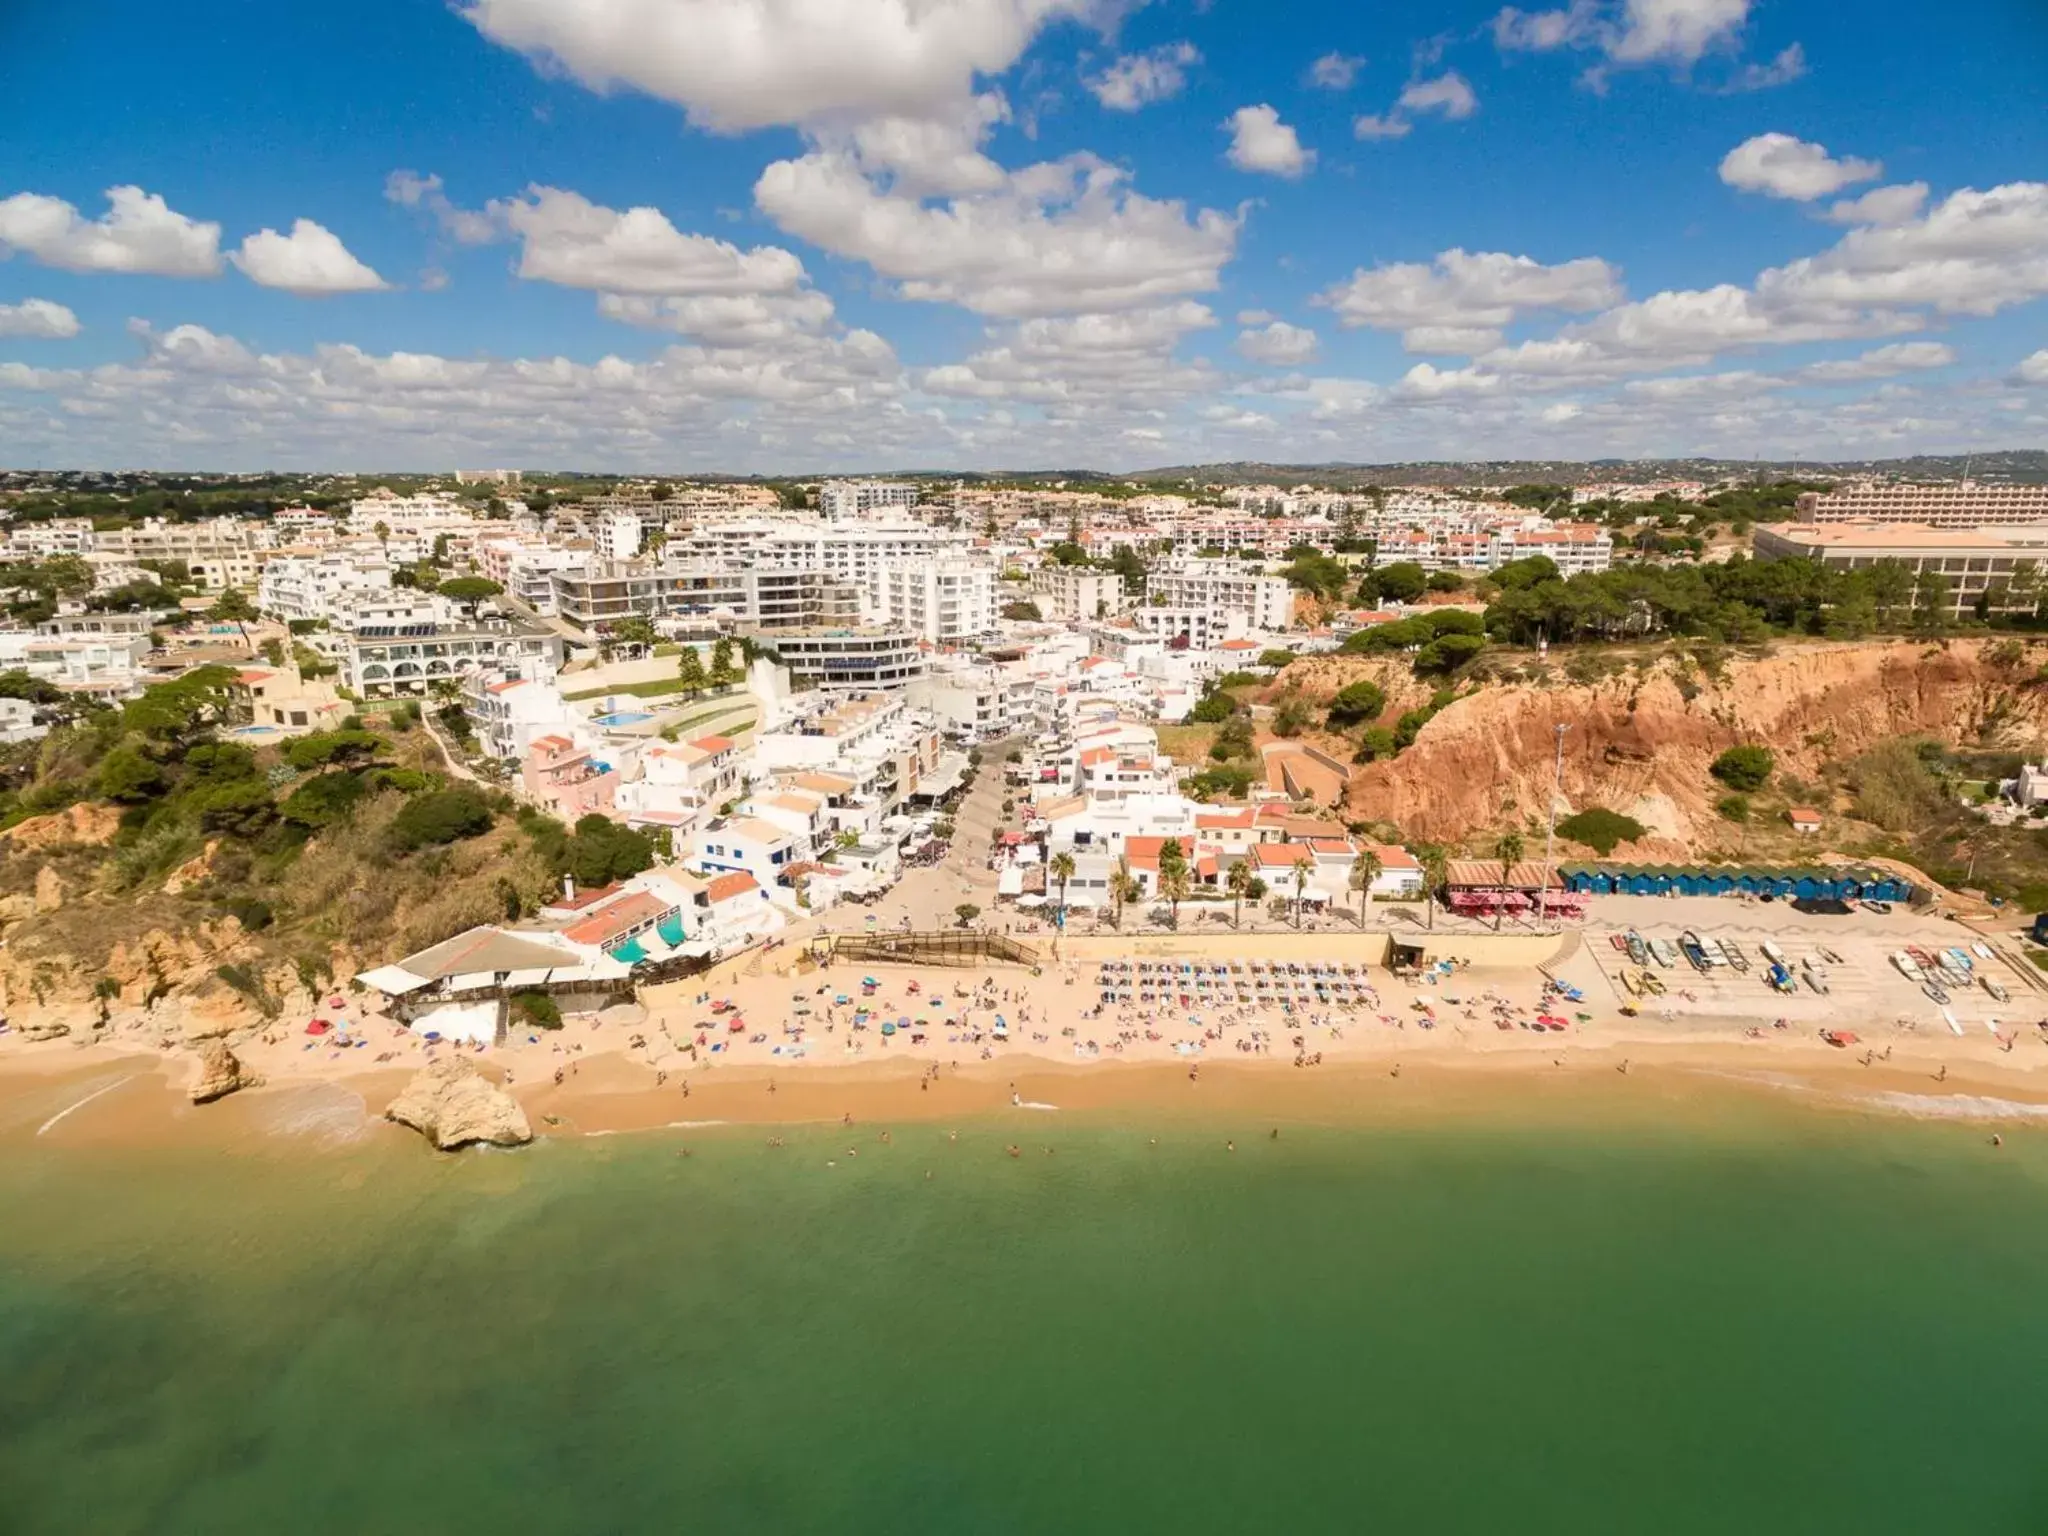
1798,481,2048,527
1753,522,2048,618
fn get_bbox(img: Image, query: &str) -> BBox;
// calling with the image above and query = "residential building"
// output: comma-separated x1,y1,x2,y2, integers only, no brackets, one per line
594,511,642,561
522,734,619,821
548,560,861,631
1029,565,1126,623
819,479,918,521
257,550,394,624
229,666,348,735
343,596,564,700
462,672,582,760
877,560,997,645
689,814,802,889
0,623,152,697
767,627,926,690
1144,559,1296,631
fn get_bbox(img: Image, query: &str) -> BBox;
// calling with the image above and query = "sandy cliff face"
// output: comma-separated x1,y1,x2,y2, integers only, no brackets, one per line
1340,639,2048,848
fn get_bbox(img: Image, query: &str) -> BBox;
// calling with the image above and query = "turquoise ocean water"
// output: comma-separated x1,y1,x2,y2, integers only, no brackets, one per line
6,1100,2048,1533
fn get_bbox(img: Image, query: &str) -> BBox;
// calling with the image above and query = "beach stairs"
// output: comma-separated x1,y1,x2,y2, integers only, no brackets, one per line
811,930,1043,970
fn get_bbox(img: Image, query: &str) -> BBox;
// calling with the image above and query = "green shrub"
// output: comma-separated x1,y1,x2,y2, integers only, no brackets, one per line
387,786,494,852
1711,744,1775,792
1326,679,1386,727
1716,794,1751,823
510,991,563,1029
1556,807,1648,855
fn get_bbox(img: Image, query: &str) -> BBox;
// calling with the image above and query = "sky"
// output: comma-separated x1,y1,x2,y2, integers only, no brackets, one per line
1,0,2045,473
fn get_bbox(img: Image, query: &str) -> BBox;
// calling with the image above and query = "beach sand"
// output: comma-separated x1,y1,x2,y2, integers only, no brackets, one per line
8,911,2048,1150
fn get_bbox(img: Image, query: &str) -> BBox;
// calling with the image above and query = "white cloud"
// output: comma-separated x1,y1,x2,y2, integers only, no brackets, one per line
0,298,81,339
842,95,1012,197
494,185,807,295
1720,42,1805,91
1394,362,1502,399
1309,51,1366,89
384,171,498,244
1825,182,1929,227
1351,70,1476,140
1492,1,1795,84
1087,42,1199,112
1719,133,1882,202
230,220,390,295
459,0,1096,132
597,289,840,345
921,302,1219,412
1353,114,1413,141
1237,321,1319,365
1223,105,1314,178
0,185,222,277
1316,248,1623,353
1399,71,1478,120
1236,308,1274,324
1799,341,1956,382
1622,368,1783,401
755,149,1239,317
2015,349,2048,386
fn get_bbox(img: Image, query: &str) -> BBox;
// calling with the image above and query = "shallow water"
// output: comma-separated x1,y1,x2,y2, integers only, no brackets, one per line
6,1104,2048,1533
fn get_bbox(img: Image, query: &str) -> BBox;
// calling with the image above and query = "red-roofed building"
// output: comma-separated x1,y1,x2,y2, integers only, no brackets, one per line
522,732,616,821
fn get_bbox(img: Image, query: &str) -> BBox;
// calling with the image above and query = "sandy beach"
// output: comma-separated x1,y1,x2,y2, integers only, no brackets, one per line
7,892,2048,1149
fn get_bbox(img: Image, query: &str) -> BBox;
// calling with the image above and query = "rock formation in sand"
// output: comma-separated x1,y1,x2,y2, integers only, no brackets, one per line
189,1038,250,1103
386,1057,532,1150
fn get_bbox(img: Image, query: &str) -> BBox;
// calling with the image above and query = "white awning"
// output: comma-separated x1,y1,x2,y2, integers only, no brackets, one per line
997,867,1025,896
354,964,431,996
502,968,556,986
450,971,499,991
409,998,500,1045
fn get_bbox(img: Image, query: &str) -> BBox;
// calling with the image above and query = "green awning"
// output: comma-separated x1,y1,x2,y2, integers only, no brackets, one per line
657,912,686,948
611,936,649,964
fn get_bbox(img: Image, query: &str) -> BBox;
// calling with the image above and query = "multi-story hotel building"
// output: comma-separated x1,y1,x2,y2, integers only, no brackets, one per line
1754,522,2048,618
1798,481,2048,527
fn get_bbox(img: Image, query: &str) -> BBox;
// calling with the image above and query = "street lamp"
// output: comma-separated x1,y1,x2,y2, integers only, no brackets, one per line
1543,722,1569,928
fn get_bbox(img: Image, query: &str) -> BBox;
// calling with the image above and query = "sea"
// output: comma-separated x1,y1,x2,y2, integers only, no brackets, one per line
6,1090,2048,1533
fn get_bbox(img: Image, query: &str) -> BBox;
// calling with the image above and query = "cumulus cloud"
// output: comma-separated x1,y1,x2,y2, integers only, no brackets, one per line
1799,341,1956,382
1492,0,1798,86
0,298,81,339
1479,182,2048,383
494,185,807,295
1719,42,1805,91
2015,349,2048,386
1351,70,1476,140
1087,42,1199,111
596,289,841,346
1316,248,1623,353
1308,51,1366,89
230,220,390,295
0,185,222,277
1236,320,1319,365
1223,105,1314,178
756,149,1239,317
460,0,1097,132
921,301,1219,414
384,170,498,244
1825,182,1929,227
1719,133,1882,202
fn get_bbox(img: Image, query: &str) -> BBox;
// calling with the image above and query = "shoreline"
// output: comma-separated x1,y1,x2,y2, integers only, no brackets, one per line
8,1030,2048,1156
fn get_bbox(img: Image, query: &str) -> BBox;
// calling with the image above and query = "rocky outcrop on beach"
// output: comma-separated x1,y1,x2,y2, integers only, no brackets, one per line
189,1039,250,1103
386,1058,532,1150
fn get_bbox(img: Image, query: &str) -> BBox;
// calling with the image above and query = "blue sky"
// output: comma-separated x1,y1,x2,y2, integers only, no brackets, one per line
2,0,2045,471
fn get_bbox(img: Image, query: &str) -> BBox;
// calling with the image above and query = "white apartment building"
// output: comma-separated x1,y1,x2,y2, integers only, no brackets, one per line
257,551,395,624
0,623,152,697
767,627,926,690
86,516,274,590
4,519,94,558
548,560,860,631
336,590,564,699
667,520,974,611
878,560,996,646
1028,565,1126,623
1798,481,2048,527
595,511,642,561
1144,559,1296,631
818,480,918,521
1753,522,2048,618
907,659,1011,743
272,506,337,540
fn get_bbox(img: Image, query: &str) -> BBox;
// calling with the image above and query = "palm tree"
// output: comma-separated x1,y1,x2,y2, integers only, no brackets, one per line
1159,862,1191,930
1049,851,1075,920
1418,844,1450,931
1291,856,1314,929
1109,857,1139,931
1351,847,1383,926
1156,838,1191,929
1226,859,1256,930
1496,830,1526,869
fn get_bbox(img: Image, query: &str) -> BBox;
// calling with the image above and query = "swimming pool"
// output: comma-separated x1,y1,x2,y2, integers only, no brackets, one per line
592,711,655,727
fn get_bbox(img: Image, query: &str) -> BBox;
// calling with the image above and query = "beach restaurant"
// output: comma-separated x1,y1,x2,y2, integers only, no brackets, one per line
1443,859,1586,921
1556,862,1917,902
